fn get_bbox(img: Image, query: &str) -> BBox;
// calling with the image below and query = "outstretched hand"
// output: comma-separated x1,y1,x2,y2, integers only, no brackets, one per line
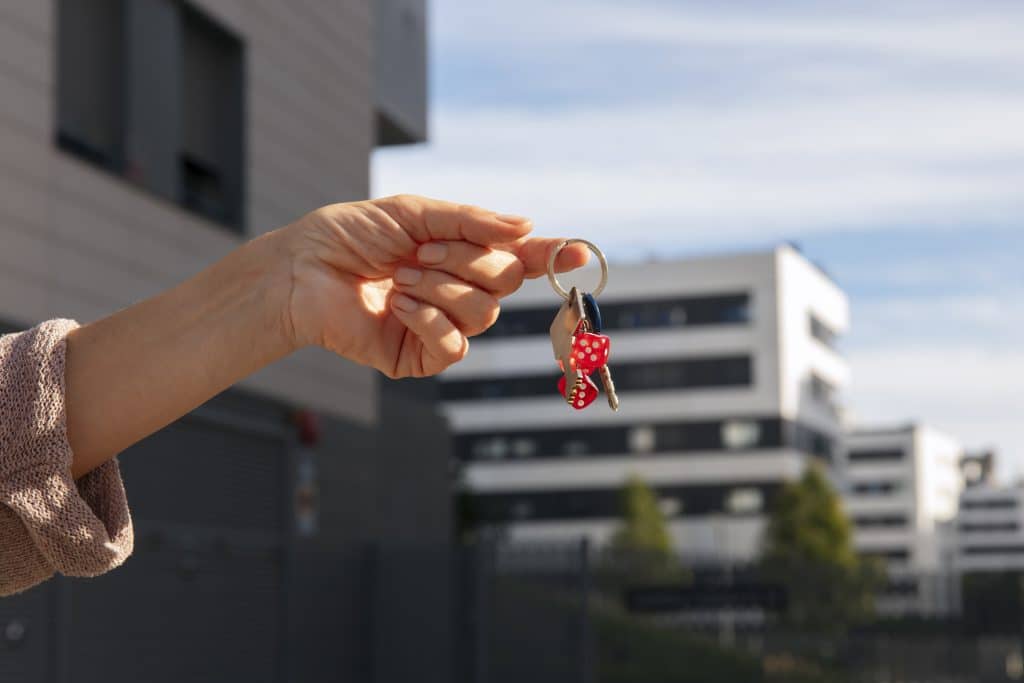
280,195,590,378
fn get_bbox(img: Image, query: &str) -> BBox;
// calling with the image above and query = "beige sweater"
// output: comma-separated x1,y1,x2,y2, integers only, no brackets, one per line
0,319,133,596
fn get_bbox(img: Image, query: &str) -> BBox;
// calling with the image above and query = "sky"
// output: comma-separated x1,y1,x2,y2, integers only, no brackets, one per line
373,0,1024,477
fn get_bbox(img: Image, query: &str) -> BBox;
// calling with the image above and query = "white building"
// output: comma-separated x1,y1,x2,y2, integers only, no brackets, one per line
442,245,849,561
956,484,1024,573
839,424,964,572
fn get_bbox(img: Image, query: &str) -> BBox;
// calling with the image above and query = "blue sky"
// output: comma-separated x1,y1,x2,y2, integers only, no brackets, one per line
374,0,1024,476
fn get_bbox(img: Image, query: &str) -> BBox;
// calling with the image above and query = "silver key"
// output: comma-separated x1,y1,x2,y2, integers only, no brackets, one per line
549,287,588,407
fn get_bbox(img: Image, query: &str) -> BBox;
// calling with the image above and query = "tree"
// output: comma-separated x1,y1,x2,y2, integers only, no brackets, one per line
761,464,882,630
612,475,673,556
606,476,680,584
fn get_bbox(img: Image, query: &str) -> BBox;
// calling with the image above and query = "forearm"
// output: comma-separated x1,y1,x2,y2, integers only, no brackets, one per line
64,229,296,478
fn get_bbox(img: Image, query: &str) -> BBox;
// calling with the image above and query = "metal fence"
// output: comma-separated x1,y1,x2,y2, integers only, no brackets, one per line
7,538,1024,682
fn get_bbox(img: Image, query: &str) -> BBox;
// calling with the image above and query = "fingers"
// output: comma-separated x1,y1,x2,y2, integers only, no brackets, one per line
393,267,500,336
389,295,468,371
375,194,534,247
514,237,592,279
416,241,525,297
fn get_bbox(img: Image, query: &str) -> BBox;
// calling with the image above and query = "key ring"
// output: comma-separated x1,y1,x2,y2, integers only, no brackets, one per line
547,238,609,301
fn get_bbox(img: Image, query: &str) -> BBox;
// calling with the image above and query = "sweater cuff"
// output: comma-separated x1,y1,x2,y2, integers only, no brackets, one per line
0,319,133,589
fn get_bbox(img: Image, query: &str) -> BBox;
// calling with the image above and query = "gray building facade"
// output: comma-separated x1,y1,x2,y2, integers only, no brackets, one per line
0,1,451,681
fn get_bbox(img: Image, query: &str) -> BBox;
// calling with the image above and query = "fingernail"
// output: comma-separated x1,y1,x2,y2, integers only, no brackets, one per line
392,294,419,312
418,242,448,264
394,267,422,286
495,213,530,224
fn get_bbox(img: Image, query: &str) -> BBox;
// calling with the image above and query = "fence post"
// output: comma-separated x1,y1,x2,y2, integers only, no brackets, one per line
473,538,494,683
580,537,595,683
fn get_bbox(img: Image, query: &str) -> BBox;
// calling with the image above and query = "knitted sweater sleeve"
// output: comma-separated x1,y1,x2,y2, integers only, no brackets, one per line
0,319,133,596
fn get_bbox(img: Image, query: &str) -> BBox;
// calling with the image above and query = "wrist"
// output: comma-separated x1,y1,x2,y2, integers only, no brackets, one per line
244,226,306,356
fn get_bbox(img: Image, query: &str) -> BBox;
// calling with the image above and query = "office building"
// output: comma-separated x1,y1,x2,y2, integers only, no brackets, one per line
839,424,964,571
956,481,1024,573
441,245,849,561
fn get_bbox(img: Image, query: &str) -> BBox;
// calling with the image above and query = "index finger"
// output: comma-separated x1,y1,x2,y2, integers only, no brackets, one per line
513,237,592,279
375,194,535,246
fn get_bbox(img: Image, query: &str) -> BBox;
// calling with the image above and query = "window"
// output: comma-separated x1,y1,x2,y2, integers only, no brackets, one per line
959,522,1019,533
56,0,245,231
455,416,830,462
854,515,907,528
658,497,682,518
721,420,761,450
962,498,1018,510
809,373,838,412
481,293,751,338
628,426,657,454
470,482,781,523
180,4,244,227
809,314,839,349
440,355,752,401
862,548,909,562
726,488,763,514
57,0,125,170
963,545,1024,556
847,448,904,463
851,481,901,496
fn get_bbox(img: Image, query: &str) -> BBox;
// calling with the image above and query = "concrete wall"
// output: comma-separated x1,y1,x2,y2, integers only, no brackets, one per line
0,0,377,424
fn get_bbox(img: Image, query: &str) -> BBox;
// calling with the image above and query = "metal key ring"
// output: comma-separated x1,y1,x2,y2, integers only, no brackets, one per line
547,238,609,301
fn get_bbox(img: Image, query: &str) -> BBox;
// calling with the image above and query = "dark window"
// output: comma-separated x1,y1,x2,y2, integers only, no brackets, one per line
56,0,245,232
862,548,909,562
854,515,908,528
786,422,834,460
809,314,838,349
964,545,1024,556
962,498,1018,510
441,355,752,401
470,482,781,523
180,4,244,228
457,417,833,462
960,522,1020,533
851,481,902,496
848,448,904,462
57,0,125,171
809,373,838,412
481,293,751,338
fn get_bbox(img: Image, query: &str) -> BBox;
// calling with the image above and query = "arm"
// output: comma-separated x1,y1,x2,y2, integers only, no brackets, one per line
65,195,588,478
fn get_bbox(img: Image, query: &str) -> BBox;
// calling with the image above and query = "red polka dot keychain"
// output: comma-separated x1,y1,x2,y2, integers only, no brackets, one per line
547,239,619,412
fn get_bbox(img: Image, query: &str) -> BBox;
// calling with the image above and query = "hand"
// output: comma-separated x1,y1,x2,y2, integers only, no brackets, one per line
279,195,589,378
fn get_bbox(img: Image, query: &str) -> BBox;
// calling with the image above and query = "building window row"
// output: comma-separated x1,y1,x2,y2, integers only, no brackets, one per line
862,548,910,562
441,355,752,401
847,448,905,463
850,481,902,496
961,498,1019,510
959,522,1021,533
458,417,834,462
853,514,908,529
479,293,751,338
467,482,781,523
57,0,245,231
963,545,1024,556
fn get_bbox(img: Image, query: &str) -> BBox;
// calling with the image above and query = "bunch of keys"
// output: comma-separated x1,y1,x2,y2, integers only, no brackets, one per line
547,239,619,412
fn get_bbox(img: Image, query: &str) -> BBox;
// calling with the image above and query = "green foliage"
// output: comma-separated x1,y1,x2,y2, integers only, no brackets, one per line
761,464,883,630
596,608,762,683
605,476,683,584
611,476,672,556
